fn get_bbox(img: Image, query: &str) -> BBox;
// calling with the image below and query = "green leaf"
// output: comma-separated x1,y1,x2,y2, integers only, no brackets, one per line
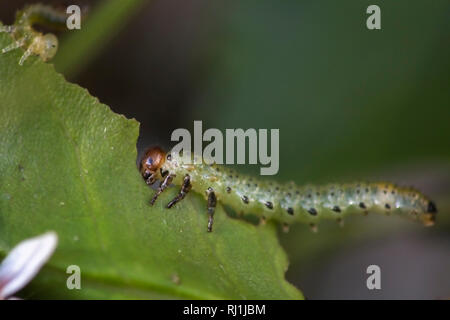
0,33,303,299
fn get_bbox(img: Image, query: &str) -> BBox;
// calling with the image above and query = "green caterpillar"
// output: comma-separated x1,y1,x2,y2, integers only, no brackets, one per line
0,4,67,65
140,146,438,232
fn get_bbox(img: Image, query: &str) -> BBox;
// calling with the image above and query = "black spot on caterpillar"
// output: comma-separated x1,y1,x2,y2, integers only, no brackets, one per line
0,4,68,65
140,146,438,232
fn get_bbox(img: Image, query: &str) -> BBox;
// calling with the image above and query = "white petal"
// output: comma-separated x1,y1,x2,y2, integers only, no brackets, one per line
0,232,58,299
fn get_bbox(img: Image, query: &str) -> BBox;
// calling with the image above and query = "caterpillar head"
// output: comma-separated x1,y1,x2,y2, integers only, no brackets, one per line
140,146,166,183
32,33,58,61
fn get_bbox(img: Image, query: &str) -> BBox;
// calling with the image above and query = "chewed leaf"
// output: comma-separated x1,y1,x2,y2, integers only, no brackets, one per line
0,232,58,299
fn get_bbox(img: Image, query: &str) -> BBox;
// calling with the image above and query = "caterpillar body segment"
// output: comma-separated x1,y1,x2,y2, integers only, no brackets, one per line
17,4,67,28
140,146,437,232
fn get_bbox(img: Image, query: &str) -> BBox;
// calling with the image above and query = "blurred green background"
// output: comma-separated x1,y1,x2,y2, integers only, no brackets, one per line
2,0,449,299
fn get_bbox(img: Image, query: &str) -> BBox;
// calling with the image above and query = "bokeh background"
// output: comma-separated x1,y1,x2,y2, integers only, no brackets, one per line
1,0,449,299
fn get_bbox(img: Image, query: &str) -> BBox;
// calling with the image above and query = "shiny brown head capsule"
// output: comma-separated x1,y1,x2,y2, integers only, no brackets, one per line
140,146,166,184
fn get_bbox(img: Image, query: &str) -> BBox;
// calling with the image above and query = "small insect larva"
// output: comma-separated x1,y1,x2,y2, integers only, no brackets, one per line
139,146,438,232
0,4,67,65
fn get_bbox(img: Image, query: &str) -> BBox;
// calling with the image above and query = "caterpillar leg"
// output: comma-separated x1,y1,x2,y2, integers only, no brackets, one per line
1,37,27,54
206,187,217,232
259,216,267,225
19,46,33,65
150,173,174,205
144,172,157,185
167,175,191,208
